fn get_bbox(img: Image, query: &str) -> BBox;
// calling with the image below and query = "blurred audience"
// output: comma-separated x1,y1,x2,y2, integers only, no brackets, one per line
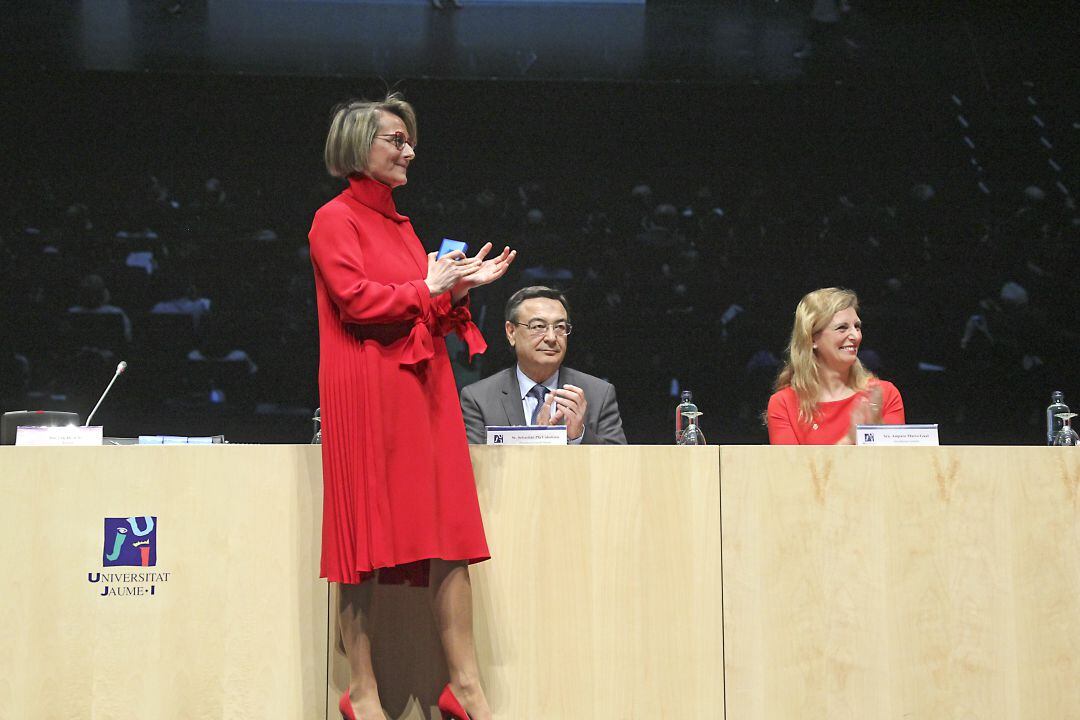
67,273,133,343
3,86,1076,444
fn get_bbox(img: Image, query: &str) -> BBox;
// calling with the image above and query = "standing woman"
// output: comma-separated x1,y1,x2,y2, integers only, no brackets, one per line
766,287,905,445
309,94,515,720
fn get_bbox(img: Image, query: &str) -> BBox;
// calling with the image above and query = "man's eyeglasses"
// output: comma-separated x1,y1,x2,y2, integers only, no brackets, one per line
376,131,414,151
513,321,572,337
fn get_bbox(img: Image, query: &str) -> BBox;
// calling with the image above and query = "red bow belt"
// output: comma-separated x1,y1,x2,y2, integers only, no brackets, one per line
399,306,488,367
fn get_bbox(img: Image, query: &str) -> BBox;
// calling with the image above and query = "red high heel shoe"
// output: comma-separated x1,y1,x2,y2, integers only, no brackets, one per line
437,684,471,720
339,691,357,720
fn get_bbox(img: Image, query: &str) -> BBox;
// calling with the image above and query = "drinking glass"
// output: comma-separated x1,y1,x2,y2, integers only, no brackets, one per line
1052,412,1079,446
680,410,707,445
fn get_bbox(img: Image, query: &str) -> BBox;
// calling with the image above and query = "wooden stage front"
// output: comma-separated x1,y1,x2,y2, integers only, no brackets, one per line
0,445,1076,719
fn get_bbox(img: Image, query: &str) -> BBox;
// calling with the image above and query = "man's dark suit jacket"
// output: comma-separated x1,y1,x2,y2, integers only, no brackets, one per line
459,366,627,445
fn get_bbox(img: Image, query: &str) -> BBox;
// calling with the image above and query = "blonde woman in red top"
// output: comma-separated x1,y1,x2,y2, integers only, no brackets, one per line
767,287,905,445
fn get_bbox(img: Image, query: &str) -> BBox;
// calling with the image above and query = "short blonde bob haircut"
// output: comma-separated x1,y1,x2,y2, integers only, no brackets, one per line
772,287,875,423
323,93,417,179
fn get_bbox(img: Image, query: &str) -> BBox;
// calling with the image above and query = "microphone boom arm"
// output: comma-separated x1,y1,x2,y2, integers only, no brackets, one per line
84,361,127,427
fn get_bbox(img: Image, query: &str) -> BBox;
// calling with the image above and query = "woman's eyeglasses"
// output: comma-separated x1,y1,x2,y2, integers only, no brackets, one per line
376,131,415,150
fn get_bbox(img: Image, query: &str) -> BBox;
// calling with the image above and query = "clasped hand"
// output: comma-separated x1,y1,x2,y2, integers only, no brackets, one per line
535,384,587,441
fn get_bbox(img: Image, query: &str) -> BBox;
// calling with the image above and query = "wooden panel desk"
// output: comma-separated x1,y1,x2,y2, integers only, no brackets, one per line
4,445,1077,720
0,445,327,720
720,446,1080,720
469,446,722,719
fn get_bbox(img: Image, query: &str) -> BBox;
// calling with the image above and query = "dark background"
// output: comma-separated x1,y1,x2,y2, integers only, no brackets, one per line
2,1,1077,444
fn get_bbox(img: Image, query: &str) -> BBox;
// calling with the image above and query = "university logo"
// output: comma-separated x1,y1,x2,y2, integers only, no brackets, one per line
863,433,875,444
493,434,504,444
103,516,157,567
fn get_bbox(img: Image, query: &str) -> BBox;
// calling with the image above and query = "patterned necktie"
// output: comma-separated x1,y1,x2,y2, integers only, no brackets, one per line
528,384,549,425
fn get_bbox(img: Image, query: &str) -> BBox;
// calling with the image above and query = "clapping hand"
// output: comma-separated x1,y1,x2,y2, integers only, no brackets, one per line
425,250,480,297
844,382,884,445
451,242,517,301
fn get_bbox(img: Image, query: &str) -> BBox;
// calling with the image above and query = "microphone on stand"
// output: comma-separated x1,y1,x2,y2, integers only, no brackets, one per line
84,361,128,427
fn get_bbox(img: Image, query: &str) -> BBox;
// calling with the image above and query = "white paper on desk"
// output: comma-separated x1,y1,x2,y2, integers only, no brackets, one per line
856,424,939,446
485,425,567,445
16,425,103,446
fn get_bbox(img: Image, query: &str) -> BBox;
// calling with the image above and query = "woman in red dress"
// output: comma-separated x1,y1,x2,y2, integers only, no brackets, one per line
766,287,905,445
309,94,515,720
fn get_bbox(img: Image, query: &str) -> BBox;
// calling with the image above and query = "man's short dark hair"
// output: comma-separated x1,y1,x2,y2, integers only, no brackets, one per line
504,286,570,323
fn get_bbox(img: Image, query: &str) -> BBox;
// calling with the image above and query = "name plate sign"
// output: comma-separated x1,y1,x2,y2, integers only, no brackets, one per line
856,424,939,446
485,425,567,446
138,435,221,445
16,425,103,446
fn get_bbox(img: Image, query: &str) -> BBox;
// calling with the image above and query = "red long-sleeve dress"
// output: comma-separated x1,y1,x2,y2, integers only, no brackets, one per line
309,175,490,584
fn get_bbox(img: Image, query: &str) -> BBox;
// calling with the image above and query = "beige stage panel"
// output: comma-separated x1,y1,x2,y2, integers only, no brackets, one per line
720,445,1080,720
0,445,327,720
326,445,725,720
11,443,1073,720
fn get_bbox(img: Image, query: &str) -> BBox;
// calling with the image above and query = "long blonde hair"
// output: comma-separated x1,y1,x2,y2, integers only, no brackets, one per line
772,287,874,423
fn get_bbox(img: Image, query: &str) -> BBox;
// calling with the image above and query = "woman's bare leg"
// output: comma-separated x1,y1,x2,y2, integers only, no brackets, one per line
429,560,492,720
338,579,386,719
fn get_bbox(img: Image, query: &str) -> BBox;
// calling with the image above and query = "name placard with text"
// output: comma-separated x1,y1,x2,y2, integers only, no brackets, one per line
856,424,939,446
485,425,567,445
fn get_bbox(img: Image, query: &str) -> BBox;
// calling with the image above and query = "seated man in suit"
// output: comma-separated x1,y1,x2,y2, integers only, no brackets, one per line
460,286,627,445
